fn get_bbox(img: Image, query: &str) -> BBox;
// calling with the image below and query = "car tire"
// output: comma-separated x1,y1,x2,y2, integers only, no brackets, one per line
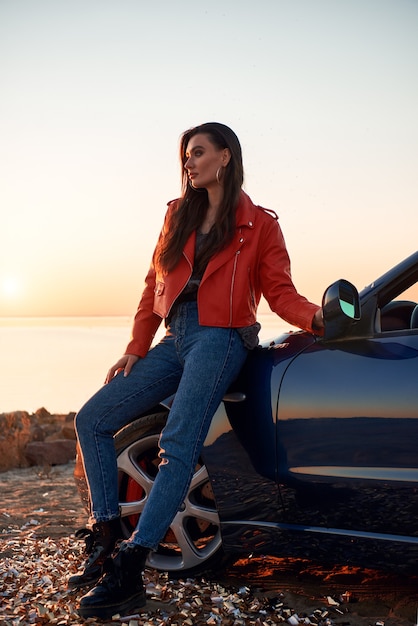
115,411,226,578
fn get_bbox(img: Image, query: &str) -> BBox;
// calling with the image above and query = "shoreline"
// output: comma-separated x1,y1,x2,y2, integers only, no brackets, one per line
0,312,290,414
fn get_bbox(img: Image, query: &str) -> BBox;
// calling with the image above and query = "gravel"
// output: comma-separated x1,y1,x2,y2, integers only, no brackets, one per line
1,464,417,625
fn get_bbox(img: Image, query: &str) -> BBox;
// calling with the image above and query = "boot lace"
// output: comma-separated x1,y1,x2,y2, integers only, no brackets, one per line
99,556,124,591
75,528,96,555
98,545,145,592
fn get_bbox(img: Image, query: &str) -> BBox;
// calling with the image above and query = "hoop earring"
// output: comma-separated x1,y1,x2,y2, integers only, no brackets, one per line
216,167,224,184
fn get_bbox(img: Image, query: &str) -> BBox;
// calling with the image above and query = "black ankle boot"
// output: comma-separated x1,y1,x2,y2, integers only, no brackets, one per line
77,543,148,620
68,518,122,590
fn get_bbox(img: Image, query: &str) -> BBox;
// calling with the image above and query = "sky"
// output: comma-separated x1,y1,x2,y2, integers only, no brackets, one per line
1,0,417,317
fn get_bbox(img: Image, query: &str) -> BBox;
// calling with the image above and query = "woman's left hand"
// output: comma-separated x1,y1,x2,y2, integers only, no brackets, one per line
313,308,324,330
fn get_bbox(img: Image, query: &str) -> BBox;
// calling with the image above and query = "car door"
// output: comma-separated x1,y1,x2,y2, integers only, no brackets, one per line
276,321,418,541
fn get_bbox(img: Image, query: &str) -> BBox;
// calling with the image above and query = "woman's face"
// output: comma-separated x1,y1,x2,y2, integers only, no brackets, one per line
184,133,230,190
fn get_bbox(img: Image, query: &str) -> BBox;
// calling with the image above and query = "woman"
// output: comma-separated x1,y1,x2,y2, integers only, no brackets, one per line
72,122,324,619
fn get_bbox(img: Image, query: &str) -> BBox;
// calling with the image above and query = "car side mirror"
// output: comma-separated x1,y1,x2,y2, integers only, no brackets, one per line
322,279,361,341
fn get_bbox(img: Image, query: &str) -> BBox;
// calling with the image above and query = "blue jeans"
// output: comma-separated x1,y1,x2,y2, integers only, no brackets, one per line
75,302,248,550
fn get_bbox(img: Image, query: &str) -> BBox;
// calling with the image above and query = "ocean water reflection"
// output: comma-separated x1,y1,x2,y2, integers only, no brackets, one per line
0,313,289,414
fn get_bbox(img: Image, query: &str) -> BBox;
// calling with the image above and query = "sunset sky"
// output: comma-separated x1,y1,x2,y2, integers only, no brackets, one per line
1,0,417,317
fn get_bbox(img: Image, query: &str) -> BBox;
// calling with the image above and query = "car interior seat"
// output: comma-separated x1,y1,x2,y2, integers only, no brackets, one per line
410,305,418,329
380,300,418,331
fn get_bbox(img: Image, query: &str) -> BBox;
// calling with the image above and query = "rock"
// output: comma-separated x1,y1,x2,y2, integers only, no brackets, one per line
0,409,77,471
0,411,33,471
61,423,76,440
24,439,76,467
62,413,76,440
35,406,52,421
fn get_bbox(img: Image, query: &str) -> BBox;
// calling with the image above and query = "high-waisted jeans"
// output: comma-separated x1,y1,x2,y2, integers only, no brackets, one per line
74,302,248,550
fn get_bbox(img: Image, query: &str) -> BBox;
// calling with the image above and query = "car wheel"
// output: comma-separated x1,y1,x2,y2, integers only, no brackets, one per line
115,411,225,577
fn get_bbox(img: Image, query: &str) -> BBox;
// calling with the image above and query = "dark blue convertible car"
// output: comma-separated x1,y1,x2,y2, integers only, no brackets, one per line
75,251,418,575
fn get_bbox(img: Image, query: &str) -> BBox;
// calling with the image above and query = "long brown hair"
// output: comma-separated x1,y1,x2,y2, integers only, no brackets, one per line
154,122,244,275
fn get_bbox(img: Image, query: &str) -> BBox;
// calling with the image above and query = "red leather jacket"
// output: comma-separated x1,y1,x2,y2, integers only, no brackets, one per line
126,191,321,357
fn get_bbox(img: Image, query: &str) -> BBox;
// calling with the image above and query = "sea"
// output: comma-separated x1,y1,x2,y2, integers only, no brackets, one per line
0,314,293,415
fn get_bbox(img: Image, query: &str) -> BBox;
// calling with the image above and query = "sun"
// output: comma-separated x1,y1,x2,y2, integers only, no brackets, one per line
1,276,22,300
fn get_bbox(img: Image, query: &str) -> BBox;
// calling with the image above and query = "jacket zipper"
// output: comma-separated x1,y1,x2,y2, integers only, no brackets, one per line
248,266,256,309
229,250,240,326
165,252,193,320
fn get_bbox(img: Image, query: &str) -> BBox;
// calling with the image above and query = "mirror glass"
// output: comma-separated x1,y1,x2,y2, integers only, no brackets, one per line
338,281,360,319
340,300,356,318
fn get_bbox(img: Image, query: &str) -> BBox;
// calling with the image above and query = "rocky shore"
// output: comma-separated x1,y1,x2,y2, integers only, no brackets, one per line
0,408,76,472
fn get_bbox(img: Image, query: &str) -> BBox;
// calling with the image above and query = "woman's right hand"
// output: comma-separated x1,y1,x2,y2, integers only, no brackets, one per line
105,354,140,384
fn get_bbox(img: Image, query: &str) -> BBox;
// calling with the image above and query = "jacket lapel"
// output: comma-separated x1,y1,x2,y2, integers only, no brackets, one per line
183,230,196,268
202,191,256,280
